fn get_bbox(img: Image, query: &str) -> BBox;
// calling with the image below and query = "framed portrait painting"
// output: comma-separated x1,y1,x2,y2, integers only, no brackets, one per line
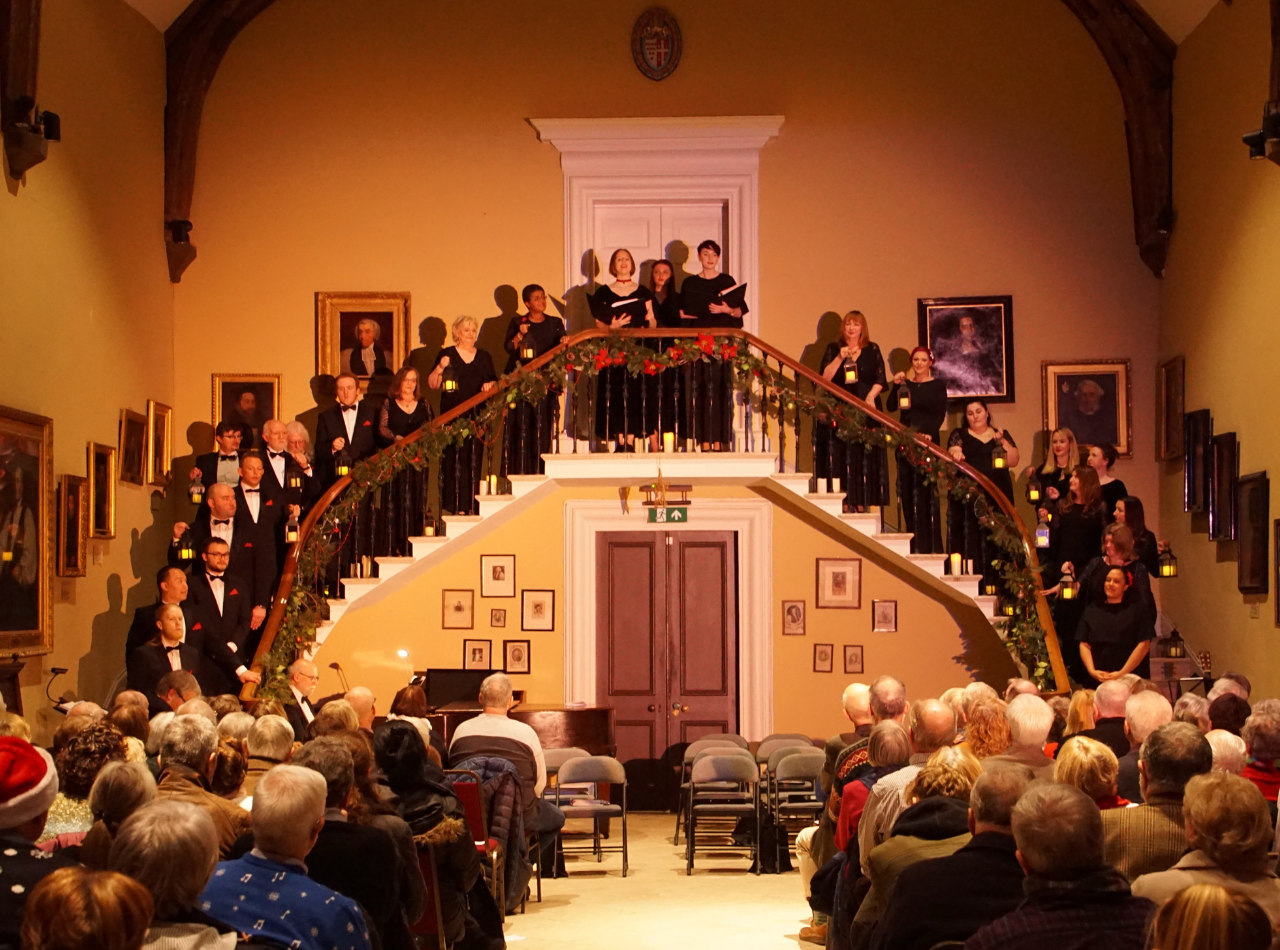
118,409,147,487
462,639,492,671
503,639,531,675
442,589,474,629
917,295,1014,404
1209,432,1238,542
1042,359,1132,458
57,475,88,578
872,600,898,633
480,555,515,598
316,292,412,387
212,374,280,450
813,643,834,673
87,442,116,540
0,404,54,654
782,600,805,635
1237,472,1269,595
490,608,507,628
522,590,555,631
844,645,864,675
1184,410,1212,513
1158,357,1185,461
145,400,172,487
816,558,861,609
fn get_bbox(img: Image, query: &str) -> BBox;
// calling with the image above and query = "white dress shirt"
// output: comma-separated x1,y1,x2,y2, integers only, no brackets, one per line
206,572,226,613
240,482,262,522
209,516,234,546
341,403,359,442
290,684,316,723
215,455,239,485
267,450,287,485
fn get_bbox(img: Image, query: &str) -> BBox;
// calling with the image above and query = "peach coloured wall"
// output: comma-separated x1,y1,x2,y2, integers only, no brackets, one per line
0,0,171,736
1157,0,1280,695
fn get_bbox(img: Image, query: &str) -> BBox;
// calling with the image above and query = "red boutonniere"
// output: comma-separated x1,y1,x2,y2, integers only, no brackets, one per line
362,420,371,426
229,589,239,597
244,542,253,548
192,623,202,631
265,499,274,506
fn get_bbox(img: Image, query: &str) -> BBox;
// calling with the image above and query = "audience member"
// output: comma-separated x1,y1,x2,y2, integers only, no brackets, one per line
962,698,1010,760
217,710,255,741
107,704,149,763
1209,673,1251,703
80,760,156,869
244,714,294,797
210,736,248,802
1103,721,1212,881
155,715,251,856
0,738,78,948
387,683,443,759
1206,729,1247,774
177,697,218,724
1132,772,1280,924
44,719,127,842
1064,688,1096,737
251,697,287,719
965,784,1154,949
834,720,911,852
981,694,1055,780
108,799,239,948
67,700,107,720
316,698,360,732
1004,678,1038,702
1118,689,1174,802
871,766,1033,950
1145,884,1272,950
51,714,93,754
1209,693,1252,736
0,710,30,740
145,711,174,758
833,676,910,793
1055,735,1128,809
19,866,152,950
961,682,999,722
1240,703,1280,813
939,686,967,737
112,689,150,710
345,686,377,731
1062,679,1130,759
207,694,242,720
199,765,372,950
155,670,201,713
1044,695,1070,755
285,658,320,739
1173,693,1211,734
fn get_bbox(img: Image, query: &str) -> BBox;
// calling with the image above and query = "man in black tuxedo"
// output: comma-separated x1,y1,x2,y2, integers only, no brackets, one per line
314,373,377,487
184,537,263,696
235,449,295,594
127,603,205,716
170,483,275,627
190,422,244,493
126,565,196,654
284,658,320,741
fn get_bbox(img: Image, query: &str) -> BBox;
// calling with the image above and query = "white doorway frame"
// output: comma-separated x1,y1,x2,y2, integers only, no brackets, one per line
563,498,774,740
529,116,785,337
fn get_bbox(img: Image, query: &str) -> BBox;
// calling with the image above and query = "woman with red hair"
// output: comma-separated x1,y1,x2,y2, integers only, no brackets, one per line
887,346,948,552
818,311,889,512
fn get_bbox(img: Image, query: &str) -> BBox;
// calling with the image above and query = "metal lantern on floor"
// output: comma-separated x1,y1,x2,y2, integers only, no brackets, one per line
1026,472,1043,504
177,533,195,562
188,479,204,505
983,581,997,596
992,442,1008,469
334,449,351,478
1159,547,1178,578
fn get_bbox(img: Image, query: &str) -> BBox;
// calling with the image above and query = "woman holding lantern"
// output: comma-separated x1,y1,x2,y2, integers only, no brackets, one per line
1023,427,1080,513
503,284,567,475
946,399,1018,589
428,315,497,515
817,311,888,512
886,346,948,552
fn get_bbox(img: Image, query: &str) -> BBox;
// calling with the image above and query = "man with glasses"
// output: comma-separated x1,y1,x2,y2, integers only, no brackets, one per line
285,659,320,740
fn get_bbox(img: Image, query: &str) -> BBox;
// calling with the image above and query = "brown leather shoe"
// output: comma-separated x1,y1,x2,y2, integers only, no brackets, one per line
798,923,827,944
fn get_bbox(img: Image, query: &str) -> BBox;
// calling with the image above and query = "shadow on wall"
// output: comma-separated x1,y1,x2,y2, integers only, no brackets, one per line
565,250,601,335
295,375,337,443
478,285,519,377
408,316,448,416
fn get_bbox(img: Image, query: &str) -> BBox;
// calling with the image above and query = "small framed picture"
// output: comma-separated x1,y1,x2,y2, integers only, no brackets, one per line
87,442,117,539
1209,432,1238,542
872,600,898,633
504,639,531,675
490,608,507,628
1237,472,1269,595
1184,409,1212,513
145,400,173,487
816,558,861,609
813,643,834,673
462,639,492,670
844,644,864,675
481,554,516,598
57,475,88,578
118,409,148,487
442,589,474,629
782,600,806,635
522,589,555,631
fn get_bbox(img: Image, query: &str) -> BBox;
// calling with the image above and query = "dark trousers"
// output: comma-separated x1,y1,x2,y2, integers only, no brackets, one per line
526,798,565,877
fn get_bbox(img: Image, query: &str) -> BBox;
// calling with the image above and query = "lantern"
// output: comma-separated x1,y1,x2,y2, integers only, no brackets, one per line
423,509,436,538
1165,631,1186,659
992,442,1008,469
1158,547,1178,578
334,449,351,478
842,355,858,383
1026,472,1043,504
1002,600,1016,617
1035,514,1050,549
897,386,911,411
520,339,536,362
177,533,196,562
285,512,299,545
1060,569,1079,601
188,479,204,505
285,464,304,491
442,365,459,393
983,581,997,597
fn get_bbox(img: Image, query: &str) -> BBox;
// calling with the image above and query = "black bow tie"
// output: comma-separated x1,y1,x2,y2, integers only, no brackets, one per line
269,451,285,459
243,487,259,493
207,573,223,582
212,519,231,526
219,454,238,461
341,405,356,413
164,645,182,653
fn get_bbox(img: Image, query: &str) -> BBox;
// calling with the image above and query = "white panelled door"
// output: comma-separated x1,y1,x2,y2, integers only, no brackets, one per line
592,202,727,290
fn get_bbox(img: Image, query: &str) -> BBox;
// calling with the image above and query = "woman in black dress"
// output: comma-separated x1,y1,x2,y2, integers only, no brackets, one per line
1042,465,1107,682
377,367,434,553
886,346,947,552
427,316,497,516
1077,566,1153,688
817,311,888,512
679,240,746,450
1086,443,1127,521
503,284,567,475
650,260,687,448
946,400,1019,585
1022,427,1079,516
1115,495,1163,578
591,248,654,451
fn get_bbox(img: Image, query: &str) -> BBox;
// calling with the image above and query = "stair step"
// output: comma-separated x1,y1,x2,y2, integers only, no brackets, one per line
839,512,883,537
507,474,550,498
340,577,381,603
408,535,449,558
804,492,846,516
974,595,1000,620
441,515,484,538
375,556,416,580
477,495,515,519
770,472,813,499
873,532,914,557
907,554,948,578
326,599,348,622
941,575,981,599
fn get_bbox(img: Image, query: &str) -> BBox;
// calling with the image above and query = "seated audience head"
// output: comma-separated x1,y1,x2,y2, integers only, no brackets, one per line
88,761,156,833
251,764,327,861
57,720,127,799
909,698,957,754
1219,671,1252,698
333,732,383,817
1173,693,1212,734
1054,736,1119,804
0,737,59,840
866,720,911,768
965,698,1011,760
292,737,355,811
842,682,872,726
939,687,967,726
217,711,256,741
372,719,432,793
1093,679,1130,721
961,681,999,722
252,698,287,719
155,670,201,712
145,712,174,756
287,659,318,700
1140,721,1213,798
52,714,93,753
316,698,359,732
1183,771,1272,875
111,690,150,711
478,672,514,713
1006,693,1055,749
307,714,352,740
908,746,981,804
19,866,152,950
1046,695,1069,745
1126,689,1174,749
1011,783,1105,879
1208,675,1251,703
1205,729,1247,774
1147,883,1273,950
1004,678,1038,702
869,675,908,724
210,737,247,799
1241,703,1280,765
389,683,428,718
107,704,149,746
1209,693,1252,736
344,686,376,729
0,711,31,740
176,698,217,724
246,714,295,762
109,799,220,922
68,700,107,720
159,714,218,781
969,765,1033,833
207,694,242,721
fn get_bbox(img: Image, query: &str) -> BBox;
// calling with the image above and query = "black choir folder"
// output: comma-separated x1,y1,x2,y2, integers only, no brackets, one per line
588,292,649,324
681,281,748,319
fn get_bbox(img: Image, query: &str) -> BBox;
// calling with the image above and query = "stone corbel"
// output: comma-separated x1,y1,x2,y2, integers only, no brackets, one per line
2,0,52,180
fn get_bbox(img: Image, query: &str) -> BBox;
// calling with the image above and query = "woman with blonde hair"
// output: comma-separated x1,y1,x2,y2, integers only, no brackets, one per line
1055,735,1128,809
1134,773,1280,924
818,310,889,512
1023,426,1080,509
962,698,1011,760
1144,884,1273,950
1065,688,1097,737
428,314,497,515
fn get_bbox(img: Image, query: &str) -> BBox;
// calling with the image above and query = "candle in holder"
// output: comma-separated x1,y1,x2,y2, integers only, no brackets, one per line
663,432,675,453
949,552,962,575
481,478,490,496
488,474,499,495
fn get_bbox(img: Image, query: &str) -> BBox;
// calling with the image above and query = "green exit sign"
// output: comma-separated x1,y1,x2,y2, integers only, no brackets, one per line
647,507,688,524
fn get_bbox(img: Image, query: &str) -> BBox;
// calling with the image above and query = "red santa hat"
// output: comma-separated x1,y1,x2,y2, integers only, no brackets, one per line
0,738,59,829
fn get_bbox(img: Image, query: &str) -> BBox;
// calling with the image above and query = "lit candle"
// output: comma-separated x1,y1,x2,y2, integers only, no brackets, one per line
481,478,490,496
488,474,499,494
663,432,675,453
949,552,962,575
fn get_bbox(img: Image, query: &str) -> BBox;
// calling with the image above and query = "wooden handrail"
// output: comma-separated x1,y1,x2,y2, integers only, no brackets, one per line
243,327,1066,699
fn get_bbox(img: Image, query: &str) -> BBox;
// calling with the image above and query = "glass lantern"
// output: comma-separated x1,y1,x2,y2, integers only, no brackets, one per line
897,386,911,411
1060,570,1080,601
1035,514,1050,549
285,512,299,545
177,533,196,562
334,449,351,478
285,465,304,491
1158,548,1178,578
1026,472,1043,504
992,442,1008,469
188,479,204,505
442,366,459,393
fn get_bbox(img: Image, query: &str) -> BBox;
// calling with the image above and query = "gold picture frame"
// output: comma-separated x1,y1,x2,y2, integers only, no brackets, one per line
316,292,412,390
211,374,281,447
118,409,148,486
146,400,173,487
87,441,117,539
57,474,88,577
1041,359,1133,459
0,404,54,655
1157,356,1185,461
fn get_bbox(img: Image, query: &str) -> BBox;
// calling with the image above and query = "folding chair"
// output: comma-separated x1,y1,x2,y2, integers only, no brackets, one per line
762,744,814,810
685,754,760,875
408,843,450,950
444,769,504,922
770,750,825,868
756,736,815,765
555,756,628,876
544,747,592,803
673,737,744,843
696,732,750,749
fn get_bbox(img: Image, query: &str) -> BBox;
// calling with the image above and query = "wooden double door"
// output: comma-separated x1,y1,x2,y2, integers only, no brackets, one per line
595,530,738,811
